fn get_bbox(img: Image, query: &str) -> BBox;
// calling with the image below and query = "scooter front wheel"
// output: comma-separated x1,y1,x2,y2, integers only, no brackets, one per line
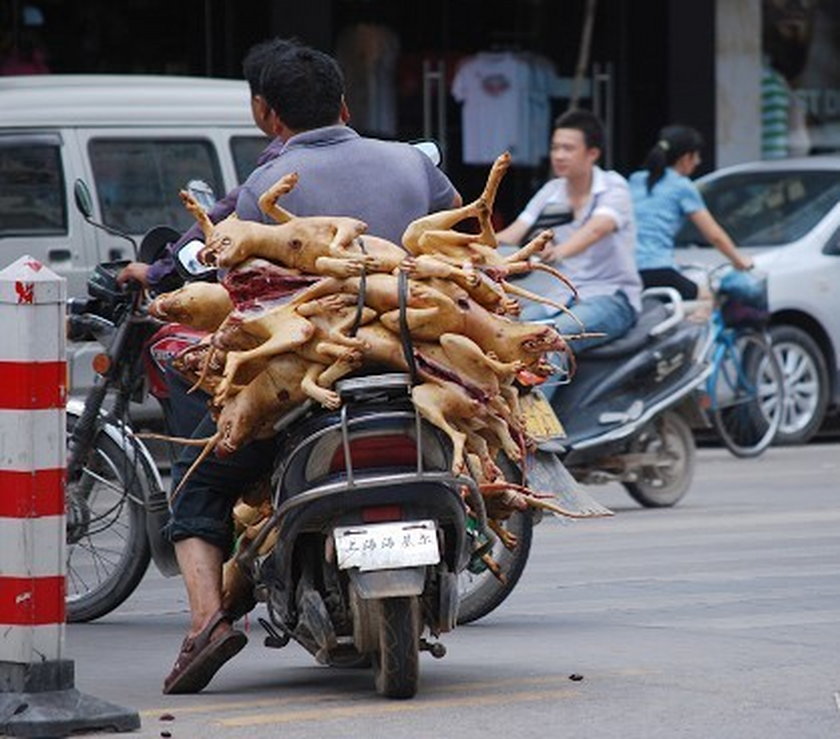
622,411,696,508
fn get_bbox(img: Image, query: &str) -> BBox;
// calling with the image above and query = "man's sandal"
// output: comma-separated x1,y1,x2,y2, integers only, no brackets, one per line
163,609,247,694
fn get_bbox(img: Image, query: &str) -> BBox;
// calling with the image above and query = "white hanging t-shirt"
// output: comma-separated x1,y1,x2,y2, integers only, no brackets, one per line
452,52,532,165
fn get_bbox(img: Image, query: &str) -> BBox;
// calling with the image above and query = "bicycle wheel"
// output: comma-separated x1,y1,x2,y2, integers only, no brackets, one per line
709,330,784,458
66,417,151,622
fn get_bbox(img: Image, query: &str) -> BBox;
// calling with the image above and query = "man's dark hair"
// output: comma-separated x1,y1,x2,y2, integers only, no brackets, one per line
241,37,299,96
260,44,345,131
554,109,606,151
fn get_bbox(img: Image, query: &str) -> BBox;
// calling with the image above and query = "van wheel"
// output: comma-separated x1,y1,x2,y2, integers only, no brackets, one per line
770,325,829,445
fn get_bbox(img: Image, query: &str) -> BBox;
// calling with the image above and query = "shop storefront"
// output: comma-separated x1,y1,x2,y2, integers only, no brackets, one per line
717,0,840,166
6,0,836,221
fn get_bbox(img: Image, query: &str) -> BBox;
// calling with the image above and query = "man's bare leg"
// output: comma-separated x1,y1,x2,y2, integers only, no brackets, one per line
163,536,247,694
175,537,226,636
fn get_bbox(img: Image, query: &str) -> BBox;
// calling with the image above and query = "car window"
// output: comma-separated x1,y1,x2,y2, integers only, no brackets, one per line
0,138,67,237
89,139,223,234
823,224,840,256
231,135,270,184
675,170,840,247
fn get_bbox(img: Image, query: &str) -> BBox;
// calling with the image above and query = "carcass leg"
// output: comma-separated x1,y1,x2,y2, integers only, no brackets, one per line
504,229,554,263
300,362,341,409
257,172,299,224
179,190,214,238
216,318,314,403
411,382,472,474
402,152,510,254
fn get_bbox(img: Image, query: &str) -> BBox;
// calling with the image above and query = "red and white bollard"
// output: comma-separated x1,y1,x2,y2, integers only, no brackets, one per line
0,256,138,736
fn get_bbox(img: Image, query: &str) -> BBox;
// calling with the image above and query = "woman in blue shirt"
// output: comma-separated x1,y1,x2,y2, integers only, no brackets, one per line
629,125,753,299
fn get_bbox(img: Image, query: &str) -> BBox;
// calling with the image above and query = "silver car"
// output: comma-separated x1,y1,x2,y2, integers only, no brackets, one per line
675,156,840,444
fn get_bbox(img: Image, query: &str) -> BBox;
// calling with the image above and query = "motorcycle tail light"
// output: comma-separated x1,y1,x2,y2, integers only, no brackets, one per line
328,434,417,473
91,353,111,375
362,505,403,523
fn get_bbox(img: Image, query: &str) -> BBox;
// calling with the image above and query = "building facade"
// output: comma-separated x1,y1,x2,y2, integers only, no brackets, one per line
2,0,837,223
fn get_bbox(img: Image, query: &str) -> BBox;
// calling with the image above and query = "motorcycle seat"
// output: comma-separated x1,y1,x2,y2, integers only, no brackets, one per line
580,301,672,360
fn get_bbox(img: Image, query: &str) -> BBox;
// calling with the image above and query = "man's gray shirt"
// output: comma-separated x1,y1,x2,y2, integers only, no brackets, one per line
236,125,457,245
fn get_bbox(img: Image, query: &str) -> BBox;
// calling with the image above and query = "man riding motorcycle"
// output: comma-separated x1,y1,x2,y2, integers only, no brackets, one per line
161,40,461,696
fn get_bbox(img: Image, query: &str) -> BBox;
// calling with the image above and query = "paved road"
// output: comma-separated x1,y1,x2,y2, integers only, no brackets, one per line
66,443,840,738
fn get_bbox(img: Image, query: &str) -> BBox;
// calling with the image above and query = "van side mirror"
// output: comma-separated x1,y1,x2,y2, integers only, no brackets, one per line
73,179,94,219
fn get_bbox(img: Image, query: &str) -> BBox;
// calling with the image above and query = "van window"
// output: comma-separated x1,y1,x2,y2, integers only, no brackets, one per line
231,135,270,183
89,139,224,234
0,139,67,236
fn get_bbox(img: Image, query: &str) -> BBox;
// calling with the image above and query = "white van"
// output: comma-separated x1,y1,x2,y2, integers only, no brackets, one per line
0,75,268,398
0,74,268,298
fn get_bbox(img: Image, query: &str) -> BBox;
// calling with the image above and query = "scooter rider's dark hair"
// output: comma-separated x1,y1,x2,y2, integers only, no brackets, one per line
642,124,704,193
241,37,300,97
554,108,606,152
259,42,345,131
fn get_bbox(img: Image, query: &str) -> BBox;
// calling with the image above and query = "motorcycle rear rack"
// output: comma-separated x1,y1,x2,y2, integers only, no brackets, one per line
239,373,486,569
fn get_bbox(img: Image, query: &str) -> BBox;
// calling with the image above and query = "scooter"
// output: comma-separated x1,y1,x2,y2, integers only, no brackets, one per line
545,286,713,508
456,287,713,624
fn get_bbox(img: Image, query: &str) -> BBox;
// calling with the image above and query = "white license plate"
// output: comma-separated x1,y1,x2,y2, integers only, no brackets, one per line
334,520,440,572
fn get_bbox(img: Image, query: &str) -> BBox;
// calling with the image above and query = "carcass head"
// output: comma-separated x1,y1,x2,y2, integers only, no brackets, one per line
148,282,232,331
197,215,255,269
517,324,568,358
215,384,291,458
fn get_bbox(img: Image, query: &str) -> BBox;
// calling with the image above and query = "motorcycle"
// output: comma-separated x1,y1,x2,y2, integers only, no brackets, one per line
226,371,475,697
66,176,507,698
65,179,201,622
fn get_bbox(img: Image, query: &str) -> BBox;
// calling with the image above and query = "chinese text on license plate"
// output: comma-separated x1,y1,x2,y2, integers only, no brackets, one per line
334,520,440,572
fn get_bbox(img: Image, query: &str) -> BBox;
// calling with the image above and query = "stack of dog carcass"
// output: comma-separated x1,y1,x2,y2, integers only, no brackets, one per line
149,152,595,605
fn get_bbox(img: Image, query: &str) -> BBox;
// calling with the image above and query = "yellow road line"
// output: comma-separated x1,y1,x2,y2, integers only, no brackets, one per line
140,694,308,718
140,673,581,719
218,686,580,728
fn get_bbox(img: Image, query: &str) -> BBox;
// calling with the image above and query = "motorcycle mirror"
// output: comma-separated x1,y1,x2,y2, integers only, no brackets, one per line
73,178,138,259
139,225,181,265
73,179,94,220
175,239,216,281
411,140,441,167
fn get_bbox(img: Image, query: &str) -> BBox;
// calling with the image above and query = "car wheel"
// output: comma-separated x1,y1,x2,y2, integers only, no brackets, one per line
770,325,830,445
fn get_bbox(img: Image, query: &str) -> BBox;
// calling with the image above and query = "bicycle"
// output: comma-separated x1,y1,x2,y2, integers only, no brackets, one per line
698,265,785,458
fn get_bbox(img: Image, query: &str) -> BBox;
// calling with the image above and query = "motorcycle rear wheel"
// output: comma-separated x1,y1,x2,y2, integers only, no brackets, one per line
623,411,695,508
372,596,420,699
66,418,151,622
456,508,533,625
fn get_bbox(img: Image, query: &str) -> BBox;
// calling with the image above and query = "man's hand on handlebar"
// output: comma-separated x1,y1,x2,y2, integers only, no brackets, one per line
116,262,151,288
732,254,754,271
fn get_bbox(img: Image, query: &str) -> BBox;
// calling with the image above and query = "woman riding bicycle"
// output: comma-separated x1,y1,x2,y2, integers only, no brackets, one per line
629,124,753,301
